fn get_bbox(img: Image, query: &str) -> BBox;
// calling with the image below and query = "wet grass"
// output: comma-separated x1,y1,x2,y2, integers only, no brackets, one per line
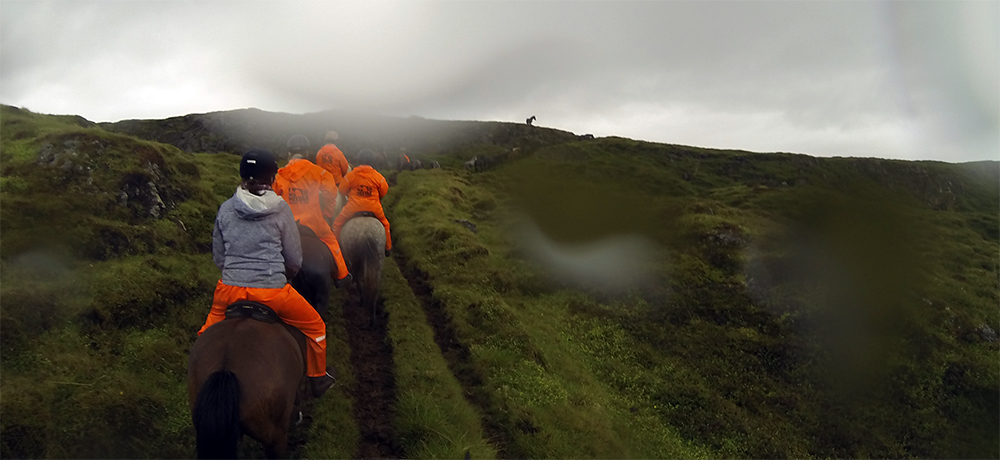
2,106,997,458
384,143,998,458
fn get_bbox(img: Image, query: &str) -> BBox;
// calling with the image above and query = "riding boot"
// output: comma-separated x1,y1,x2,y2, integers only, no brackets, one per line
334,273,353,288
310,367,337,398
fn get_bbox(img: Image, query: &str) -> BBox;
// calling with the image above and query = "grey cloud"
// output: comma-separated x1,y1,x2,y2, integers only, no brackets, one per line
1,1,995,161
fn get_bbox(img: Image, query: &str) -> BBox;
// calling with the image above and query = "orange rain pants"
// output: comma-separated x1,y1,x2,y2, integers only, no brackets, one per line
274,159,350,280
332,165,392,250
198,281,327,377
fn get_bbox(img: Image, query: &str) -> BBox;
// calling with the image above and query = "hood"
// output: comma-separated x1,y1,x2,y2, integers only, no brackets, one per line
233,187,285,220
277,158,313,182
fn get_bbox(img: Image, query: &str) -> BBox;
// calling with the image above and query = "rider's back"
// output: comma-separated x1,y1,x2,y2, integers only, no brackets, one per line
213,187,301,289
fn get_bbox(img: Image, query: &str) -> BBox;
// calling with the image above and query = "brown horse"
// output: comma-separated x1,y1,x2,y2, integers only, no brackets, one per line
187,302,307,458
338,214,386,326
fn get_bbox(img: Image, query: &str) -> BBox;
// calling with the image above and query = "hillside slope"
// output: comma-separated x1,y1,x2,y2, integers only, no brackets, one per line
1,105,997,458
99,108,582,162
385,138,998,458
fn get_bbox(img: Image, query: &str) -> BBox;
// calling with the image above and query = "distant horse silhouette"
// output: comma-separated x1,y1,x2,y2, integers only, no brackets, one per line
338,213,386,326
397,155,422,171
526,115,536,126
290,224,332,318
187,302,307,458
396,153,412,171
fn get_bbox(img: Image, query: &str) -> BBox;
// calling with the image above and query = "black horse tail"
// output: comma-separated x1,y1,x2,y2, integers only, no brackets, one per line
193,370,241,459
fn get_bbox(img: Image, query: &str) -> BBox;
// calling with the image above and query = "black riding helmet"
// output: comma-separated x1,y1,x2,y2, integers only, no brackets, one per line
286,134,311,153
357,149,376,166
240,149,279,182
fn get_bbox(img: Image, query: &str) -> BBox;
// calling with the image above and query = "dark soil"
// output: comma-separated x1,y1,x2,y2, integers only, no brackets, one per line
391,248,523,459
341,289,404,459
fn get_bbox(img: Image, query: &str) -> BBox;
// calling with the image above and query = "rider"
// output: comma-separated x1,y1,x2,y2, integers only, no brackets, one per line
198,149,336,397
315,130,349,186
273,134,352,286
332,149,392,256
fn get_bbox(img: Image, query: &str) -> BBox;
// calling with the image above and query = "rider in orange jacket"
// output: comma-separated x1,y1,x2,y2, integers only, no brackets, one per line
273,135,351,284
332,149,392,254
315,130,349,186
199,149,335,397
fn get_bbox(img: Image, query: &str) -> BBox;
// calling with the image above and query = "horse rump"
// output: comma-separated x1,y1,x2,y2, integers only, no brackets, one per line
338,216,386,325
193,370,241,459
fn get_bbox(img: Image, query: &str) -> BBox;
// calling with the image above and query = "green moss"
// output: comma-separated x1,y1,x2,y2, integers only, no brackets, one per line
2,105,996,458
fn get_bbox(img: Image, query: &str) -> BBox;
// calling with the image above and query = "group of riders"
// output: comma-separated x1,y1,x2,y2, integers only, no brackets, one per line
196,130,393,398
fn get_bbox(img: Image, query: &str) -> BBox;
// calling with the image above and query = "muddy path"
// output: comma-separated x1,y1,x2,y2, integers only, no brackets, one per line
341,289,404,459
391,248,522,458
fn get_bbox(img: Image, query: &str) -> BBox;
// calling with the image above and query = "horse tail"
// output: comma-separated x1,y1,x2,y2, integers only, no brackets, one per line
193,370,241,459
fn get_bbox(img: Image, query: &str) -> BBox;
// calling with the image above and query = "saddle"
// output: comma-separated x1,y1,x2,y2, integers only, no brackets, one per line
223,300,315,393
297,223,319,239
225,301,283,324
349,211,376,220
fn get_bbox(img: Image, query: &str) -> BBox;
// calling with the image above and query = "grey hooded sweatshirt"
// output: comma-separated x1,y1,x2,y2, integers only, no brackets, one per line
213,186,302,289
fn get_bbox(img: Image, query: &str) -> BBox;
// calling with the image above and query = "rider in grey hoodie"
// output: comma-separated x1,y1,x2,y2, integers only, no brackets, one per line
198,149,336,398
213,180,301,288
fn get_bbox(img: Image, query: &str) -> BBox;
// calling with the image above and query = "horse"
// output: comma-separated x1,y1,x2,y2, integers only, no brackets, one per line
526,115,536,126
338,213,386,326
187,302,308,458
396,153,412,172
290,224,332,318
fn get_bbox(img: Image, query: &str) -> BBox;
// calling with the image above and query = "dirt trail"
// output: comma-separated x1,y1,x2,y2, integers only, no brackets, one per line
341,291,404,459
391,248,522,458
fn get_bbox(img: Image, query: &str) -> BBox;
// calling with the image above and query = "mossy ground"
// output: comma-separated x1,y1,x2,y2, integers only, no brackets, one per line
1,107,997,458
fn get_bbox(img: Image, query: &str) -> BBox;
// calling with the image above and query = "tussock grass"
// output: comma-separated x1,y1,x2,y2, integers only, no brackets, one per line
2,106,996,458
387,170,713,458
380,257,496,459
386,141,998,458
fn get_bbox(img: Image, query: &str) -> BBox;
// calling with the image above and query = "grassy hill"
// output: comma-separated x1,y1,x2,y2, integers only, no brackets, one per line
99,108,581,163
1,105,997,458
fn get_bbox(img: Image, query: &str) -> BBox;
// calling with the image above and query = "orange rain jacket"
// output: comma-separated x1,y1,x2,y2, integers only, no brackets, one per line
316,143,350,186
332,165,392,250
273,158,350,280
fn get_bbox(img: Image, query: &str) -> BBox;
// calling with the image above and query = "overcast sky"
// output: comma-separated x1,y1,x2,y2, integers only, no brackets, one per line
2,1,997,162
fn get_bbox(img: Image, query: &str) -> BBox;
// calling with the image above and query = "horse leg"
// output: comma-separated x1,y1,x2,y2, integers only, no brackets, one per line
247,407,291,459
262,429,289,459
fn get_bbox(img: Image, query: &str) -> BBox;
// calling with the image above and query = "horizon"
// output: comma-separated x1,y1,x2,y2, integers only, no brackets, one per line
9,103,998,165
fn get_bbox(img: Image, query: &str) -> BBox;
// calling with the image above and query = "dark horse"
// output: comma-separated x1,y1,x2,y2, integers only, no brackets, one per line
187,302,307,458
290,224,333,317
338,213,386,326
